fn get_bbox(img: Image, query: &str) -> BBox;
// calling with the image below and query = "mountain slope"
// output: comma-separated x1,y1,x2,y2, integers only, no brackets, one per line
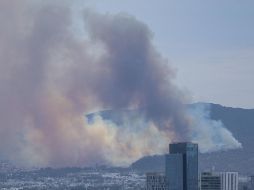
131,103,254,174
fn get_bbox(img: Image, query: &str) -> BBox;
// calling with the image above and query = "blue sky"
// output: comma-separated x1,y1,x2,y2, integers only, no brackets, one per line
77,0,254,108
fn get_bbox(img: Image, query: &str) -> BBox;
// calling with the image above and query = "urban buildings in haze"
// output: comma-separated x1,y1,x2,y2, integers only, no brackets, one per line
146,172,167,190
200,172,238,190
146,142,242,190
200,172,221,190
147,142,198,190
166,142,199,190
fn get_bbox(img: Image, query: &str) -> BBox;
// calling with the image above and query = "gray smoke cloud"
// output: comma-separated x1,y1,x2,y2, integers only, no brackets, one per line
83,10,190,140
0,1,241,167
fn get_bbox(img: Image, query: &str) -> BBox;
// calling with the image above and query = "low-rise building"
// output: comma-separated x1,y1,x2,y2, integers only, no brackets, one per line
200,172,221,190
220,172,238,190
146,172,167,190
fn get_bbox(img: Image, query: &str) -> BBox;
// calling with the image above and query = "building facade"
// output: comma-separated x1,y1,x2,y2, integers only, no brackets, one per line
146,172,167,190
165,153,183,190
220,172,238,190
165,142,198,190
200,172,221,190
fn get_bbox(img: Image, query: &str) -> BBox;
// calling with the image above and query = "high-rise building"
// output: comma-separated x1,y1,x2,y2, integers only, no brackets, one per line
165,153,183,190
146,172,167,190
220,172,238,190
200,172,221,190
165,142,198,190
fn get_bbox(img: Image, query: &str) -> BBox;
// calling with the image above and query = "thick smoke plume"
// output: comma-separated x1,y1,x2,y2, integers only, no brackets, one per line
0,1,241,167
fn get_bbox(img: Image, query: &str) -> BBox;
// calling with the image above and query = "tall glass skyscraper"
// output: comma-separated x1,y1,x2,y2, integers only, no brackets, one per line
165,142,198,190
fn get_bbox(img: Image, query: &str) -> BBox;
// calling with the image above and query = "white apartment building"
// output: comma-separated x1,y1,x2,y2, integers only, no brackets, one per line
220,172,238,190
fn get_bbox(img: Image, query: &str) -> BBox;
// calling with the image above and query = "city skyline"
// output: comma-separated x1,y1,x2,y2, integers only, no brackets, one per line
0,1,253,189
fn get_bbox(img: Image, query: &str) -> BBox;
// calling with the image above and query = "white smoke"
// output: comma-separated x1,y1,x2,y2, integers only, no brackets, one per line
188,103,242,152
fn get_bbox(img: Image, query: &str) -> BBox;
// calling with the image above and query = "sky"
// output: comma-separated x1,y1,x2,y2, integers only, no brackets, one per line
79,0,254,108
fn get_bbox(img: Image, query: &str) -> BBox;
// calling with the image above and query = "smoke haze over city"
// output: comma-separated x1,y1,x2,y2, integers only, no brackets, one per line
0,0,242,167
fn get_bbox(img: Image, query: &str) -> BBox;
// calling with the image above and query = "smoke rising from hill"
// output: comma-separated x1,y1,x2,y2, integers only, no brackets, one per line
0,1,241,167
